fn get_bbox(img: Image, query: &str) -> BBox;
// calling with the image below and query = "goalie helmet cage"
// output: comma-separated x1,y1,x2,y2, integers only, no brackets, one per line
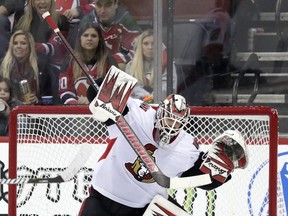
7,105,278,216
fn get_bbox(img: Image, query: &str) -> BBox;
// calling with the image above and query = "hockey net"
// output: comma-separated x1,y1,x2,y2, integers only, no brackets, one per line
6,105,278,216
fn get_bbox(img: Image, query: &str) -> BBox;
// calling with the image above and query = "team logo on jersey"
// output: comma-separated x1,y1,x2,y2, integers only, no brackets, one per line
125,144,156,183
140,102,150,112
74,77,90,97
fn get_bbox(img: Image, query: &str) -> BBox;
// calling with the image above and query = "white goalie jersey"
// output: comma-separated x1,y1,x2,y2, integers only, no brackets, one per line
91,98,201,208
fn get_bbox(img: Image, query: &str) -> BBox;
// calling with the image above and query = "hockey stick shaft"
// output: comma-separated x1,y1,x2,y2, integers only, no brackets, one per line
42,12,211,189
116,116,166,184
1,144,92,184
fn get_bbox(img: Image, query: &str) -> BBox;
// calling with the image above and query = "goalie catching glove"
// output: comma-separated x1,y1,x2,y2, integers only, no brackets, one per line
200,130,248,183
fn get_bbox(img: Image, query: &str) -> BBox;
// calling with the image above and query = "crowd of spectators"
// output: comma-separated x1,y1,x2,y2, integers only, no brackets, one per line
0,0,182,136
1,30,40,105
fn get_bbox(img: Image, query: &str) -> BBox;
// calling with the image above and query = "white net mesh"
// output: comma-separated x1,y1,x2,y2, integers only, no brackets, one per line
7,106,277,216
169,114,271,215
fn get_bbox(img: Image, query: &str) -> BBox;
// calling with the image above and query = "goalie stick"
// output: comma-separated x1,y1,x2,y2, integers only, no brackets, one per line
42,12,212,189
1,144,92,184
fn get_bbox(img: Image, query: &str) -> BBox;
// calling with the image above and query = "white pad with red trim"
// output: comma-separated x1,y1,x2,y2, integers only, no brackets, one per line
143,194,190,216
89,66,137,122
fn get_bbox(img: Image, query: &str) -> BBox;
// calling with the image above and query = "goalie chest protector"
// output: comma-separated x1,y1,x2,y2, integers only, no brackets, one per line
91,98,200,208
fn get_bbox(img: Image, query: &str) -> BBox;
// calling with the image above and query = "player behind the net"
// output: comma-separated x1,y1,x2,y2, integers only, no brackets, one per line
78,79,248,216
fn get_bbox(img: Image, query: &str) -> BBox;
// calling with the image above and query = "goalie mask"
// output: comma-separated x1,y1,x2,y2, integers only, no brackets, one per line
155,94,190,147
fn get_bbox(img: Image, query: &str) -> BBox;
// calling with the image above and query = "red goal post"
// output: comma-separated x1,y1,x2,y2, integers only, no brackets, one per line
7,105,278,216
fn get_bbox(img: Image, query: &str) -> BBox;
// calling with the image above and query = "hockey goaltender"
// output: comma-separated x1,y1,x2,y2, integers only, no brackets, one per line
78,68,248,216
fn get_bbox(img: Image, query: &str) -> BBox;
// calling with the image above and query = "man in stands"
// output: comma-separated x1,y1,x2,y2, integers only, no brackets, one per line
79,0,142,69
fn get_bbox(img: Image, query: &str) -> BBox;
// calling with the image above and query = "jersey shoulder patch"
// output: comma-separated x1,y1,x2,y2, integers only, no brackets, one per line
139,102,150,112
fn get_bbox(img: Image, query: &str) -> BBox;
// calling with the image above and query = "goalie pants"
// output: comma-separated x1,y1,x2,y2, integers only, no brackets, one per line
78,187,148,216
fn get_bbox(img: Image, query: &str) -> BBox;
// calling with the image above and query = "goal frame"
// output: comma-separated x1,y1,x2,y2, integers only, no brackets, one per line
7,105,278,216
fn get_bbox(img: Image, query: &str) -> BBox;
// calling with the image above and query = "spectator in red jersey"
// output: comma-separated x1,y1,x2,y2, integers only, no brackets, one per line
0,77,23,136
0,30,39,105
55,0,95,47
79,0,142,70
59,23,118,105
14,0,70,104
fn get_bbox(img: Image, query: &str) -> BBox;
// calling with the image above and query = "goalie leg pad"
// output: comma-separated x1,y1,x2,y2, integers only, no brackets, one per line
143,194,190,216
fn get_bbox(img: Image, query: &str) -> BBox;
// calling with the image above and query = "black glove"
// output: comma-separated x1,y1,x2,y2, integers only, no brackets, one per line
87,78,104,103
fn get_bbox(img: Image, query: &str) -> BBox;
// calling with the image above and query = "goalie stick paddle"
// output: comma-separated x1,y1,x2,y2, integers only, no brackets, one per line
0,144,92,184
42,12,211,189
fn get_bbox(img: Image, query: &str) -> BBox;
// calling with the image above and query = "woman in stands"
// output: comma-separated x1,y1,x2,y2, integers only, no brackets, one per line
0,30,39,105
14,0,69,104
58,23,118,105
125,29,177,101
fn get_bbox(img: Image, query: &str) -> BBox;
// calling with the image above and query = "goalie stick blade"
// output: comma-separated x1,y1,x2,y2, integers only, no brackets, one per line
27,175,65,184
169,174,212,189
0,144,92,185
